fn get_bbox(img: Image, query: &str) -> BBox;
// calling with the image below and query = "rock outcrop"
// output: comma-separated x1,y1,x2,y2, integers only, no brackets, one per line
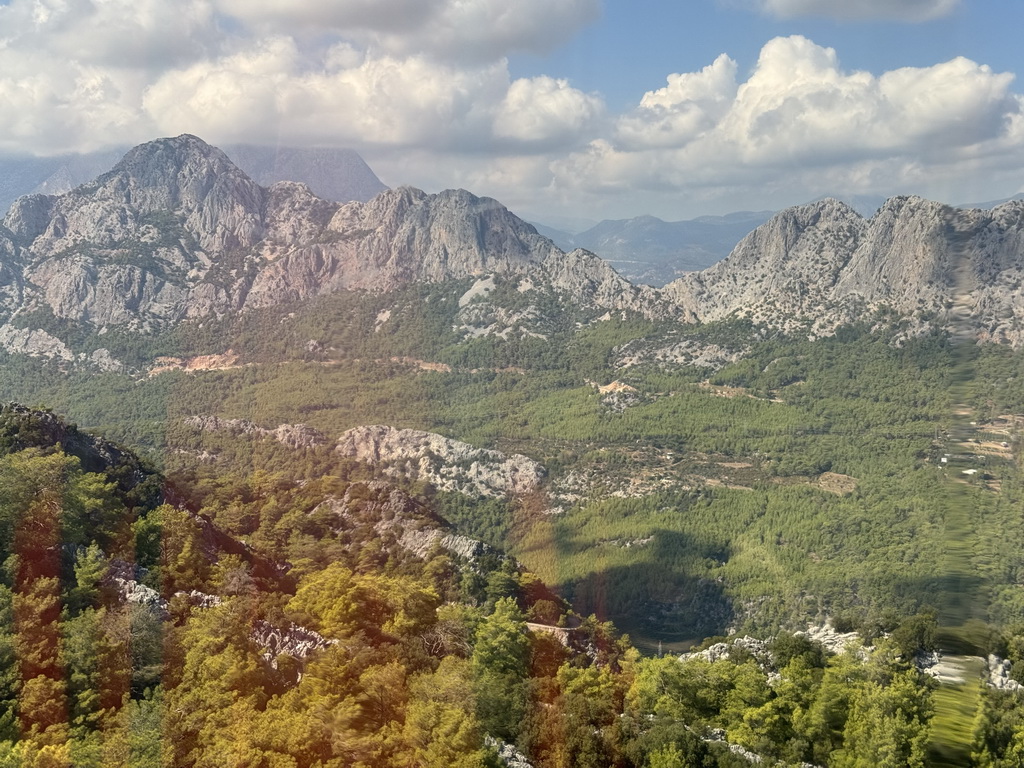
0,403,158,500
988,654,1023,691
184,414,326,450
251,621,337,668
541,248,669,319
663,197,1024,344
311,481,502,564
336,425,545,497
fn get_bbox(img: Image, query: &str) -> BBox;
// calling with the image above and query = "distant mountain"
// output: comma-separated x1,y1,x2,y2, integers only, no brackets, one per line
0,134,658,344
0,149,127,216
0,143,387,218
534,210,774,287
957,194,1024,210
220,144,387,203
529,221,576,251
664,196,1024,345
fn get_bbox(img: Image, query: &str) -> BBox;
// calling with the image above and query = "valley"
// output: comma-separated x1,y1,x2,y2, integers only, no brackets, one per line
1,135,1024,764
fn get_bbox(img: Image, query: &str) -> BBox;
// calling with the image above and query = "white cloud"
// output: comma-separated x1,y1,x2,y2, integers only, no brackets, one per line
212,0,600,64
754,0,959,21
0,0,600,157
615,54,738,150
494,76,604,147
720,36,1018,163
548,36,1024,218
143,44,532,150
142,38,298,144
0,48,153,155
0,0,1021,223
212,0,441,35
0,0,219,69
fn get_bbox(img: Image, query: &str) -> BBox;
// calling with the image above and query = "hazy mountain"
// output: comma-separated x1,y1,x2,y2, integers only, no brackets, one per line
220,144,387,203
529,221,576,251
567,211,774,286
957,193,1024,210
0,149,128,216
0,143,386,219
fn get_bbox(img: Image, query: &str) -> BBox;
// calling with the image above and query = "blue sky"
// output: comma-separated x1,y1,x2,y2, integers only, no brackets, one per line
0,0,1022,225
511,1,1024,111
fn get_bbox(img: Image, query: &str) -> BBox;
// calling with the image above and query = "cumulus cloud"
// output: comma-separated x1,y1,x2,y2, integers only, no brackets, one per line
714,36,1019,163
142,45,604,153
0,0,219,69
212,0,600,64
615,54,739,150
754,0,960,21
548,35,1024,218
0,0,1022,222
493,77,604,146
0,0,601,157
0,0,222,152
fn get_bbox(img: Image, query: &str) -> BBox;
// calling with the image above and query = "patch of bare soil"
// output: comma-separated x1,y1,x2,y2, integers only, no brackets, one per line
149,350,242,376
816,471,858,495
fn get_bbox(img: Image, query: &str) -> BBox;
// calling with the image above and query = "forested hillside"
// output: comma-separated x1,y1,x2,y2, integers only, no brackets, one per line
3,284,1024,764
2,136,1024,765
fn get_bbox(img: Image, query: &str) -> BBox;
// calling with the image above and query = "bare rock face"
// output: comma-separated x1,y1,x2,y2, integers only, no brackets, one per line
663,197,1024,344
0,324,75,361
955,201,1024,346
244,186,561,307
542,248,669,318
184,414,326,450
664,198,868,331
0,230,24,322
335,425,545,497
3,194,57,242
5,135,264,330
251,620,336,667
398,528,494,561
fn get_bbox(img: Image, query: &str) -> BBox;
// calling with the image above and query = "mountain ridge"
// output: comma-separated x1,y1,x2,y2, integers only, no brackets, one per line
2,135,1024,354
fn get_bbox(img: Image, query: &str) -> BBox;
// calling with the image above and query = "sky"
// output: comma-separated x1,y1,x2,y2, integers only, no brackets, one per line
1,0,1023,228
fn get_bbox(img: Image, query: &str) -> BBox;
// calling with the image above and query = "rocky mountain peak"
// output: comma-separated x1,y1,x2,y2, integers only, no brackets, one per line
86,133,266,253
661,191,1024,344
662,197,868,326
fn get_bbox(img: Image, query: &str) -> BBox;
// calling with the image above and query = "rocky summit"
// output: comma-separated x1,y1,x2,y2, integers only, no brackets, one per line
2,134,1024,346
0,134,579,331
664,196,1024,344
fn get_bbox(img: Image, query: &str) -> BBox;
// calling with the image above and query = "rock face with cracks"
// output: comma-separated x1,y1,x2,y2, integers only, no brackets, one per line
4,135,1024,351
664,196,1024,344
335,425,545,498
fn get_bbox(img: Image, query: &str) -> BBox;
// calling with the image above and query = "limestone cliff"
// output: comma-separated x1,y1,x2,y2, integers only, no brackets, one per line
663,196,1024,343
335,425,545,498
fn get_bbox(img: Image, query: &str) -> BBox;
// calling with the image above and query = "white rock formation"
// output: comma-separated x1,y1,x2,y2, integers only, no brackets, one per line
336,425,545,497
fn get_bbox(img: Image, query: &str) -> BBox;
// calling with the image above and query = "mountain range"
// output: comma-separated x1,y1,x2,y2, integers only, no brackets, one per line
1,133,1024,365
0,142,387,216
0,134,1022,766
533,210,774,287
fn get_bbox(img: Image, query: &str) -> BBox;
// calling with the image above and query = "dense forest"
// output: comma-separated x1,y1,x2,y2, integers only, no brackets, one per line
3,281,1024,765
